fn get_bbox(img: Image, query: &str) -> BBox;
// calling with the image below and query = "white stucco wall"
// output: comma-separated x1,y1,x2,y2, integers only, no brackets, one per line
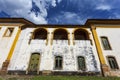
8,27,101,73
96,26,120,69
0,26,19,69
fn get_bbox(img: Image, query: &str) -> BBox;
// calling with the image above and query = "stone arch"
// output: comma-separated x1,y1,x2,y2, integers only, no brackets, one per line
53,28,68,40
33,28,47,39
74,29,89,40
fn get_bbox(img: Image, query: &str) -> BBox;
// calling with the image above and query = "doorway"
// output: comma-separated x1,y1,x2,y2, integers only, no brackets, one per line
27,53,40,74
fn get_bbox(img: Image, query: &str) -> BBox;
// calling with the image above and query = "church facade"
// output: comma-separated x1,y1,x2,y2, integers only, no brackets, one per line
0,18,120,77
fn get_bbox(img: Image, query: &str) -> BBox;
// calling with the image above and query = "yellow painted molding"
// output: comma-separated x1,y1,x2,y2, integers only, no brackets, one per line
50,32,53,45
0,23,24,26
7,28,21,60
92,24,120,28
91,26,106,64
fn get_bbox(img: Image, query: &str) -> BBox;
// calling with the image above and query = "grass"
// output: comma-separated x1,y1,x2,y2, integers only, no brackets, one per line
1,76,120,80
31,76,120,80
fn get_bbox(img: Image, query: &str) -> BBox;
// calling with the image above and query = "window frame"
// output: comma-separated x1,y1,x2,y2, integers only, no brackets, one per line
101,36,112,50
107,56,119,70
77,56,86,71
54,56,63,70
3,28,14,37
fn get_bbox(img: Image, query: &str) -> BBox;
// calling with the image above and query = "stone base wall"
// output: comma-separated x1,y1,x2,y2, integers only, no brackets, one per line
0,60,10,75
7,70,100,76
101,64,120,77
52,71,100,76
108,70,120,77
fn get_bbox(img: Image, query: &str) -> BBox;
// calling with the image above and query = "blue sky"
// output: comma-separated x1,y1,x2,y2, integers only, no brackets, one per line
0,0,120,24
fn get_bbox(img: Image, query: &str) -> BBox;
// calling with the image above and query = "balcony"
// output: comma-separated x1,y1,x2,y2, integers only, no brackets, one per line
74,40,91,47
53,40,68,45
30,39,46,45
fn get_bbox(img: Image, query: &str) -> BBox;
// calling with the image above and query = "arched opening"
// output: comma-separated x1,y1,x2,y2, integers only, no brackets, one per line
74,29,90,45
29,28,48,45
74,29,89,40
77,56,86,71
27,53,40,74
33,28,47,39
54,29,68,40
53,29,69,45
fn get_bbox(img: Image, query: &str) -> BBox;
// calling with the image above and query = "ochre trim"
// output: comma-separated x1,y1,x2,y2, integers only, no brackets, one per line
0,23,24,26
91,26,106,64
91,25,120,28
7,28,21,60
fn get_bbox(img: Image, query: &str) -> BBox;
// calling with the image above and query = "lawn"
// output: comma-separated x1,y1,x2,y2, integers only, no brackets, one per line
31,76,120,80
1,76,120,80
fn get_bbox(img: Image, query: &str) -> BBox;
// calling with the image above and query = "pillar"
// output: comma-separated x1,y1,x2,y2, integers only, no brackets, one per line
91,26,109,76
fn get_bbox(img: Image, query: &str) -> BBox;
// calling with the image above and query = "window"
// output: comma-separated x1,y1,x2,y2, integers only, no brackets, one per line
78,56,86,71
101,37,111,50
107,56,119,69
4,28,14,37
55,56,63,69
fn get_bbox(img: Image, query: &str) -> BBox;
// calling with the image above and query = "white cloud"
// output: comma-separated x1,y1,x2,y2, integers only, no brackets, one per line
0,0,61,24
28,13,47,24
57,0,62,3
0,0,119,24
96,4,112,11
50,12,84,24
51,0,56,7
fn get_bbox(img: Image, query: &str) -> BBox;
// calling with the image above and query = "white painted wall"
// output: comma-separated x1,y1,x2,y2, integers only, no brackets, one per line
96,26,120,69
0,26,19,69
8,27,101,73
